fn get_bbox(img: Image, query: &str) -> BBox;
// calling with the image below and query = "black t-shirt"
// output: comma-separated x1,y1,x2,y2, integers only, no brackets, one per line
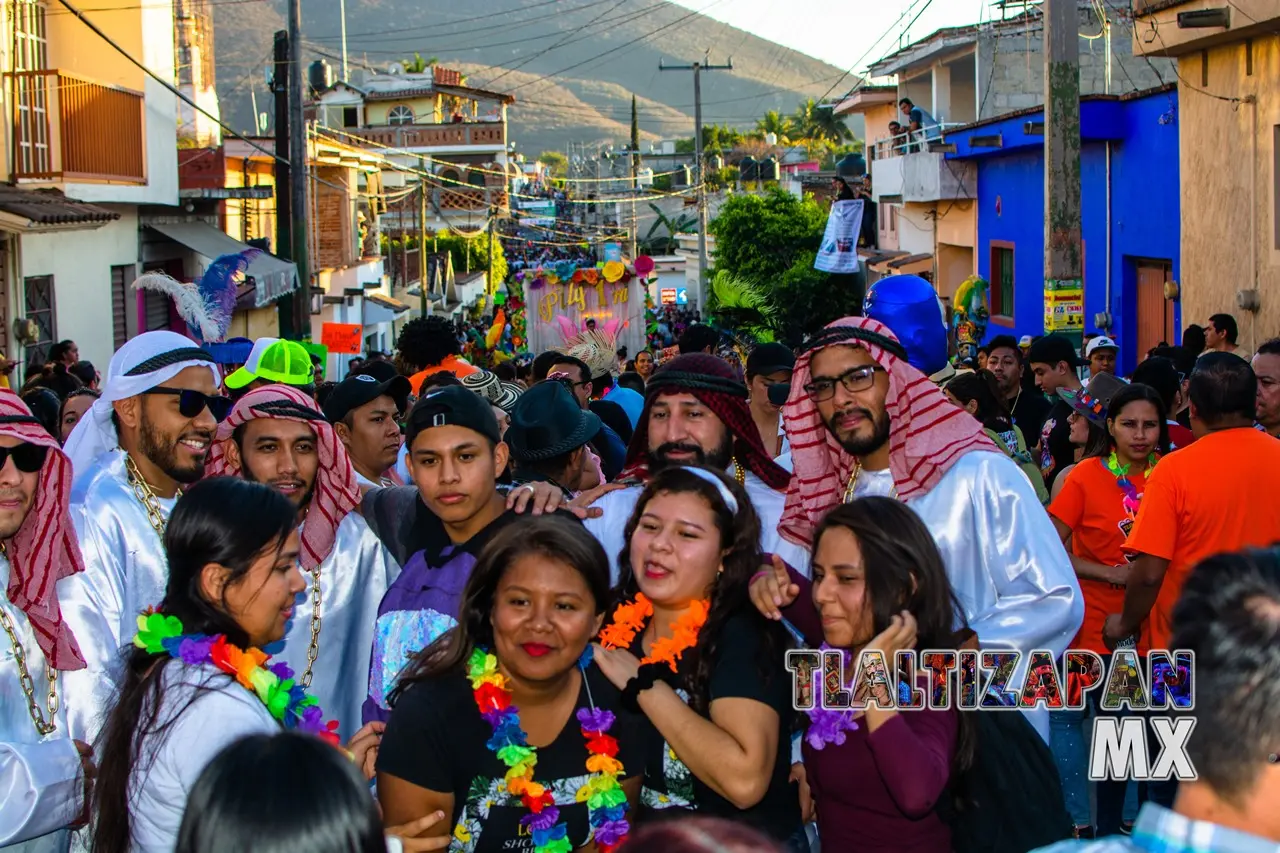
379,662,644,852
628,611,801,842
1038,398,1076,490
1011,390,1052,449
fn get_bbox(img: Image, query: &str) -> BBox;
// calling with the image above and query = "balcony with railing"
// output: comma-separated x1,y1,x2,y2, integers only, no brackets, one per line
10,70,146,182
870,124,973,204
343,121,506,151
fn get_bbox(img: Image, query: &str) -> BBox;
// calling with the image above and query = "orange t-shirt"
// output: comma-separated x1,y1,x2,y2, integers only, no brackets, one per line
1124,427,1280,649
1048,457,1148,655
408,355,479,396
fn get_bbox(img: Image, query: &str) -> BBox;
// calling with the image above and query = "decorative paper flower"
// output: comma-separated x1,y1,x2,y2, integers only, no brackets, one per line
576,707,616,733
582,268,600,285
594,819,630,848
586,754,624,775
133,611,184,653
474,682,512,713
585,733,618,757
602,261,625,283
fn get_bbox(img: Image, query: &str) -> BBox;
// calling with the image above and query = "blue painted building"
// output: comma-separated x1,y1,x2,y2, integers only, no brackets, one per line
945,85,1180,374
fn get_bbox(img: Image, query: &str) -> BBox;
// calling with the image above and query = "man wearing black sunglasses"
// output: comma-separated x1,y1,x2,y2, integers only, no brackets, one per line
58,331,226,738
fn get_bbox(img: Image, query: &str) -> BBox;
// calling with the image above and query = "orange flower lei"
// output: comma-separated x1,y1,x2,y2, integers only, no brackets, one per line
597,593,709,671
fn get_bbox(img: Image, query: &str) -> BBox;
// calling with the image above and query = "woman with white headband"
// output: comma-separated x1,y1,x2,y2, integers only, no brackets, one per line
592,466,804,850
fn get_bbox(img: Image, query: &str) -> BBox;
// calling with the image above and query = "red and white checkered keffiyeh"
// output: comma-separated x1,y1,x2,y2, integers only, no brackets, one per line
778,317,997,548
204,385,360,570
0,390,86,670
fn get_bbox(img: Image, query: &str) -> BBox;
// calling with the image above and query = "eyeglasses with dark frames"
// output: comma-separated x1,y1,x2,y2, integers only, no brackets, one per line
803,365,887,402
140,388,234,422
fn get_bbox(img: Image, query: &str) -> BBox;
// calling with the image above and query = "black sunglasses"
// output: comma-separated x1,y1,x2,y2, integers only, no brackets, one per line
141,388,234,422
0,442,48,473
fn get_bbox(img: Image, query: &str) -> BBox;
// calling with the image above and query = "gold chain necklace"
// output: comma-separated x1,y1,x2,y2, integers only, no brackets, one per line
843,460,899,503
732,457,746,486
301,563,322,688
123,452,171,540
0,543,58,735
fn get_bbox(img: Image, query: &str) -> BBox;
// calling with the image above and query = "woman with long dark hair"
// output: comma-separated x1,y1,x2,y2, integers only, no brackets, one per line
591,467,801,848
377,514,642,852
945,370,1048,503
1046,381,1168,837
176,732,448,853
752,497,969,853
91,478,385,853
59,387,99,444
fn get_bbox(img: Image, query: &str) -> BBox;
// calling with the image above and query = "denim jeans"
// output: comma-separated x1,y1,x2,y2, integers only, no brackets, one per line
1049,679,1139,834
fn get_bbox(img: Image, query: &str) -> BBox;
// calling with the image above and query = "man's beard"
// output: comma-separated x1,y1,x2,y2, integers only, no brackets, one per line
650,435,734,473
826,405,892,458
242,463,316,509
139,412,211,484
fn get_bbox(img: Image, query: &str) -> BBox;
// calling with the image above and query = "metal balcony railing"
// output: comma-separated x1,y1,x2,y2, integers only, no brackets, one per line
9,70,146,182
871,123,966,161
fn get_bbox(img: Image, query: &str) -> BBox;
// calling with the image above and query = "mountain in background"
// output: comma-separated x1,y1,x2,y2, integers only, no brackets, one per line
211,0,859,154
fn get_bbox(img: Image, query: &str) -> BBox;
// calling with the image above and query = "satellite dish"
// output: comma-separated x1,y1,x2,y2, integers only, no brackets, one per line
388,62,405,76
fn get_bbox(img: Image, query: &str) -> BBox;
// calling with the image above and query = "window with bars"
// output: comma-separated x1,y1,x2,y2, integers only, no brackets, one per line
990,243,1015,320
13,0,50,177
388,105,414,126
111,264,135,350
23,274,54,370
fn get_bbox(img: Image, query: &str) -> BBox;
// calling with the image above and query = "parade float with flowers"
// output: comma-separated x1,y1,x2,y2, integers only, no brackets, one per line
516,253,655,356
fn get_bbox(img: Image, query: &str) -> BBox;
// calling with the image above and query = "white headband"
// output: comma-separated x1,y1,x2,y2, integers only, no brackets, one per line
681,466,739,514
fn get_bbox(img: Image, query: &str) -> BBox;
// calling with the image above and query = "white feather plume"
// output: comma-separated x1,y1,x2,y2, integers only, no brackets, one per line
133,271,221,341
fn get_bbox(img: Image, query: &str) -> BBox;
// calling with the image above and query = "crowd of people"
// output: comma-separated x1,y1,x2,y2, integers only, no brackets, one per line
4,277,1280,853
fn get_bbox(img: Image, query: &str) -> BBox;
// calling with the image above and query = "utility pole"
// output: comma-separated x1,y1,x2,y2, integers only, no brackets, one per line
1043,0,1083,351
272,30,294,338
488,212,497,297
338,0,349,80
418,156,428,317
287,0,310,338
660,55,732,310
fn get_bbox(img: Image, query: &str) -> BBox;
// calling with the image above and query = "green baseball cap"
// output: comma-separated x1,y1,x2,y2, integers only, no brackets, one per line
224,338,315,390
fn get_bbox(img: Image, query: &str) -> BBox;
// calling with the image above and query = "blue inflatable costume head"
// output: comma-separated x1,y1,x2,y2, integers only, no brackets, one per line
862,274,950,378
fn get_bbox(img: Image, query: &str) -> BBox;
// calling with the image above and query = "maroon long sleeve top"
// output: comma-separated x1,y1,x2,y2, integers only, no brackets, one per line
781,562,957,853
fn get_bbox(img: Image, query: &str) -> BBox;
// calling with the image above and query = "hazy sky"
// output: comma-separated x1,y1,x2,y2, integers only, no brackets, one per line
669,0,992,73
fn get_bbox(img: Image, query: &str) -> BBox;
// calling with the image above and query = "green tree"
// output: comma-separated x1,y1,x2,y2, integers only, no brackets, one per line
791,98,853,160
435,229,508,287
402,52,437,73
537,150,568,177
754,110,793,143
708,188,857,339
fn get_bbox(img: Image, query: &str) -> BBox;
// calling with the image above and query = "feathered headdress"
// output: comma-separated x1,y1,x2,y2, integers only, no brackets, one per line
556,327,617,379
133,248,257,343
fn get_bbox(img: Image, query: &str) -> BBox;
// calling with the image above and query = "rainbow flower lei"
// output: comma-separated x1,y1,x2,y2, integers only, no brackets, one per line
466,647,630,853
133,609,340,746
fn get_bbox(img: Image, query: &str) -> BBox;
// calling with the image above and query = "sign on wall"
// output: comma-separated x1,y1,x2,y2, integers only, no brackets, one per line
321,322,363,355
1044,282,1084,332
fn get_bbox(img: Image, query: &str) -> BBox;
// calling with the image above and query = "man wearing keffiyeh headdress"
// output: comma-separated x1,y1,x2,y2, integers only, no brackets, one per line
583,353,807,582
767,317,1082,743
58,330,226,742
201,385,401,739
0,391,94,851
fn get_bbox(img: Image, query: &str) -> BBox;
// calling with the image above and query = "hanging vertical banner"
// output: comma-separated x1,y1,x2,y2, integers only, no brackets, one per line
814,200,865,274
603,243,623,263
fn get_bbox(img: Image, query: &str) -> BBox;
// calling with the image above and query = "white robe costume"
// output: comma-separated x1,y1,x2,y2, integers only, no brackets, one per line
1,553,82,853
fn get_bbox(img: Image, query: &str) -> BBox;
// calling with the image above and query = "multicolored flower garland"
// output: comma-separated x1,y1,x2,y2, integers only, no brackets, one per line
466,648,629,853
597,593,708,671
132,610,340,745
1105,450,1158,517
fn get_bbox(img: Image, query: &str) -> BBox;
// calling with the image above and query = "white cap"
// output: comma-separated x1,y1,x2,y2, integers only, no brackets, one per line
1018,335,1033,347
1086,335,1119,357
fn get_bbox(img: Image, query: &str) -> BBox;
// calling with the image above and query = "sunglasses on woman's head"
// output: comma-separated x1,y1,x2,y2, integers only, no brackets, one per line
0,442,49,473
140,388,234,422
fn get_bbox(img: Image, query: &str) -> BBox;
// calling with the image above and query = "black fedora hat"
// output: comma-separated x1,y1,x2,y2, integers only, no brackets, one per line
506,382,601,462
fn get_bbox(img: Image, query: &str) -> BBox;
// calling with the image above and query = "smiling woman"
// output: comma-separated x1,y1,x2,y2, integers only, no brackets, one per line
376,515,643,853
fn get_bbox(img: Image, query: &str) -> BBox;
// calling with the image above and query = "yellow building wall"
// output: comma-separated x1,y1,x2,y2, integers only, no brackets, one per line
862,103,899,151
46,0,146,91
1178,34,1280,352
365,97,441,126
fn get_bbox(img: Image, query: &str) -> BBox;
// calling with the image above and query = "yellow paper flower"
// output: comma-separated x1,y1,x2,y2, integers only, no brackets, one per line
602,261,625,283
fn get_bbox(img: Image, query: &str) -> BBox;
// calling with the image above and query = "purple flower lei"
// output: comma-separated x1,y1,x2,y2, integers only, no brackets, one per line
805,644,859,750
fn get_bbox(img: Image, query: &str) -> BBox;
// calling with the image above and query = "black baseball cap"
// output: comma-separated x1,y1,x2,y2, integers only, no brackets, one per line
746,343,796,378
406,385,502,448
322,372,411,424
1026,334,1084,369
